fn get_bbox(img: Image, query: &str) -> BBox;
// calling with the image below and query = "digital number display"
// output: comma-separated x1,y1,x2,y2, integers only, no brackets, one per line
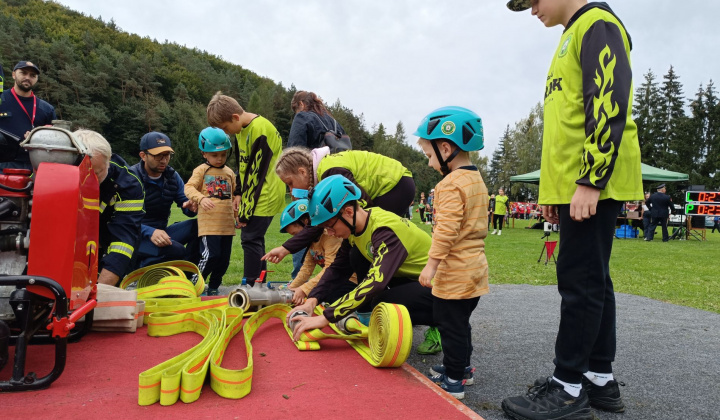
686,191,720,203
685,203,720,215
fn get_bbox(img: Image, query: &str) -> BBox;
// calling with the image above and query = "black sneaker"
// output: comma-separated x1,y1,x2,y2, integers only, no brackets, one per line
501,377,593,420
428,373,465,400
581,376,626,413
429,365,475,385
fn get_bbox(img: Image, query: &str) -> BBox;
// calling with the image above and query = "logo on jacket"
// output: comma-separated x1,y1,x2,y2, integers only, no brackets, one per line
559,34,572,58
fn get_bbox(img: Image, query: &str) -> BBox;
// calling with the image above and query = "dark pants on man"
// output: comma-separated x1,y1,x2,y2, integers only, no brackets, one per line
435,296,480,381
136,220,199,268
647,216,669,241
553,199,621,384
198,235,233,290
642,213,651,239
241,215,274,285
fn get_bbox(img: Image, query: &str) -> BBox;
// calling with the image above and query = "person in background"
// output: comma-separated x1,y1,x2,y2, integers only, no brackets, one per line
0,61,57,170
712,216,720,233
646,184,672,242
491,188,508,235
641,192,652,239
488,193,496,228
286,90,347,149
419,191,427,223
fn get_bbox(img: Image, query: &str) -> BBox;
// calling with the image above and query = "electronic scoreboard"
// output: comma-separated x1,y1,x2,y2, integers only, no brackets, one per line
685,191,720,216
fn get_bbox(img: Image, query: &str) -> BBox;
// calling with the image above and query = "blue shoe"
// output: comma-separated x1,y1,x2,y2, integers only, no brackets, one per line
429,373,465,400
429,365,475,385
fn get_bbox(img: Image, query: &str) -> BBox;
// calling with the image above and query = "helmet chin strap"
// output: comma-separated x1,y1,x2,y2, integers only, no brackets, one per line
338,202,358,235
430,140,460,176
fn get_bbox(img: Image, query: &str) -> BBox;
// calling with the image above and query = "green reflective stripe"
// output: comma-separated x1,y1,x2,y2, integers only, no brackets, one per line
109,242,134,258
100,201,108,212
114,200,144,211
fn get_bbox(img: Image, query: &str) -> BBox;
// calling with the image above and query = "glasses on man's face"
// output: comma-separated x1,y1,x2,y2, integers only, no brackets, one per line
146,151,174,161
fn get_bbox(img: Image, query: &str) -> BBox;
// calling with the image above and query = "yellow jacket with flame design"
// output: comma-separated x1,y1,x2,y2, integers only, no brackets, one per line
539,3,642,204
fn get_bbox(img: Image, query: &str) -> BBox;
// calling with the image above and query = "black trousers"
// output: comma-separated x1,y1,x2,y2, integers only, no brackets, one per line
647,216,669,241
493,214,505,230
198,235,233,289
241,215,274,284
642,213,651,238
434,296,480,381
553,200,621,384
419,208,426,223
373,176,415,216
355,277,434,327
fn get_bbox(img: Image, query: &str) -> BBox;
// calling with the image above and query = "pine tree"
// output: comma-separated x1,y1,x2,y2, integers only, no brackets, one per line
658,66,686,170
488,125,510,194
633,70,662,166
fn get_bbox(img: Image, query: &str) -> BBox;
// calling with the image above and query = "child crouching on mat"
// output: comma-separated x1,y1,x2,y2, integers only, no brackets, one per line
279,199,357,305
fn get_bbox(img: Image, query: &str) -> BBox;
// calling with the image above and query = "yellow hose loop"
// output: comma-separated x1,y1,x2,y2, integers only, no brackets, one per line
121,260,206,297
143,298,229,324
137,303,412,405
139,309,224,406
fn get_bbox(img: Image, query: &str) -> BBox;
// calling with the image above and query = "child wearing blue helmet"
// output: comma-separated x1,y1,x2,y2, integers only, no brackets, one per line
184,127,237,295
415,106,489,400
288,175,435,345
279,199,357,305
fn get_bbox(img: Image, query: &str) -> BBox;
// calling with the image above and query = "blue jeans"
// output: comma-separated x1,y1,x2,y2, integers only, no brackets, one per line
291,248,306,279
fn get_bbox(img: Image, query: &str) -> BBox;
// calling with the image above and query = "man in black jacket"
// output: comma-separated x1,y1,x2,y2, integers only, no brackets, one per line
130,132,199,268
646,184,673,242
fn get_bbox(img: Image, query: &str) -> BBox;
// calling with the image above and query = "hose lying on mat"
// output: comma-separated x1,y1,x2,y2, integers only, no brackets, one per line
122,261,413,406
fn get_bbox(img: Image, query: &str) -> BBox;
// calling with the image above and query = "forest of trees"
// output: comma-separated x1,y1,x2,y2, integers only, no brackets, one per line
2,0,717,204
0,0,442,196
487,66,720,202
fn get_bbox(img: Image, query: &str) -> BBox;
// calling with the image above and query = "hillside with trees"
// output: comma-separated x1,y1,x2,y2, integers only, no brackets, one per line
0,0,443,193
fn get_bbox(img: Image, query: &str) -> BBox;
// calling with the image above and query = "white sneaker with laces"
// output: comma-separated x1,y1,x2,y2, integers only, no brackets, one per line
491,229,497,235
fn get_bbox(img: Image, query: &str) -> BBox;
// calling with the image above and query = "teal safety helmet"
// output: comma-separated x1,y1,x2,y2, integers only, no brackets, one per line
280,199,309,233
308,175,361,227
198,127,232,152
414,106,484,151
414,106,484,176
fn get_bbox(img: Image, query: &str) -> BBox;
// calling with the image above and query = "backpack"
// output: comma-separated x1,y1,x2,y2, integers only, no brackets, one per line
315,114,351,153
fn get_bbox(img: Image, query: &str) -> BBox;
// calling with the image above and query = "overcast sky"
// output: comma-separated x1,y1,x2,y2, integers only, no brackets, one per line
54,0,720,157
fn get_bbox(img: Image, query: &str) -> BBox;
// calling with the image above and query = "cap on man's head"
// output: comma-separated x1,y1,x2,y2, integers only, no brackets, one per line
140,132,173,154
507,0,531,11
13,61,41,74
656,183,666,190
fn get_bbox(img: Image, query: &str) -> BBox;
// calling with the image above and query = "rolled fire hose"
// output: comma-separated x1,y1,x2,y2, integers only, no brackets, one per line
125,262,413,405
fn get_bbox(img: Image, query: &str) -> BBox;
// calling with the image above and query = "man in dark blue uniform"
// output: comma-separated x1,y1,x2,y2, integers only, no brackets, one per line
75,129,145,285
646,184,673,242
130,132,199,268
0,61,57,170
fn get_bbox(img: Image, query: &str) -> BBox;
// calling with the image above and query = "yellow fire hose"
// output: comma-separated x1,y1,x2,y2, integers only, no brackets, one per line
123,262,413,406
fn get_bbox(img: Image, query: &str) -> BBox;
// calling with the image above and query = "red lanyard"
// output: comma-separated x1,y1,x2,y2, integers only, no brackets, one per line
11,88,37,128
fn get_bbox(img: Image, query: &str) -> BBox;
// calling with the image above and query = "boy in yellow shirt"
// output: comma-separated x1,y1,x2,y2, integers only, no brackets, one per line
207,92,286,286
416,106,489,400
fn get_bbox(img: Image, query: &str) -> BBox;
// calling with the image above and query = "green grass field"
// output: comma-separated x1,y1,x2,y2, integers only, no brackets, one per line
169,207,719,314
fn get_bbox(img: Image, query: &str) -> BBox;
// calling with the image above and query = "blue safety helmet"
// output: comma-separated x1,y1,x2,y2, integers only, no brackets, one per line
308,175,361,226
198,127,232,152
413,106,484,151
280,199,309,233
